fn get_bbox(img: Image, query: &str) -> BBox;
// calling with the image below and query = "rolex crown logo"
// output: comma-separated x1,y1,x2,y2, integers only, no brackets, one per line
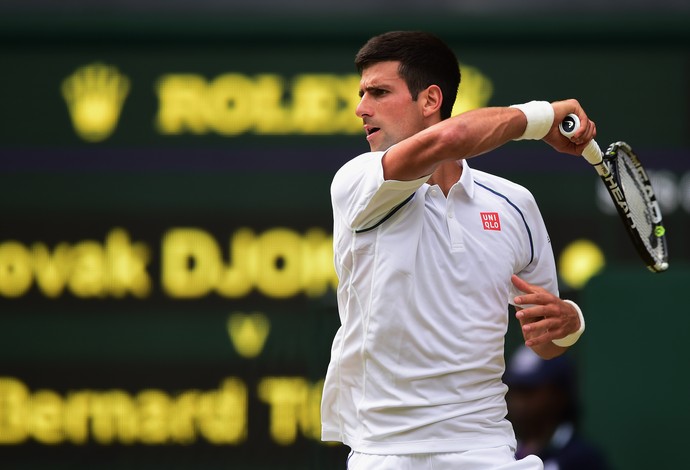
61,63,131,142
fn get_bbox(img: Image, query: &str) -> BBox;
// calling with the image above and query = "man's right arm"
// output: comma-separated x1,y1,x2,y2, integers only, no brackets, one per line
382,99,596,182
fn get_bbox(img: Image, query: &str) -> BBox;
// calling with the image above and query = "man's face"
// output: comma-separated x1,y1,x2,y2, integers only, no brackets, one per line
356,61,427,152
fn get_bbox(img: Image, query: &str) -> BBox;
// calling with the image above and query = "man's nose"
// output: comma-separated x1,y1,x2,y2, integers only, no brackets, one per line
355,95,370,118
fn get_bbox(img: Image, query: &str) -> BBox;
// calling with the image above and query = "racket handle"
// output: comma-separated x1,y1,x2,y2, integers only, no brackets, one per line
558,113,603,166
580,140,603,166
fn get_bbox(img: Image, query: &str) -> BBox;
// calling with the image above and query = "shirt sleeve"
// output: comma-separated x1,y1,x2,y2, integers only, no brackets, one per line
331,151,430,231
509,192,559,302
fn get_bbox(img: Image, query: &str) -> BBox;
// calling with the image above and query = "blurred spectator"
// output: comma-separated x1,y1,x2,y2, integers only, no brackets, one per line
504,346,611,470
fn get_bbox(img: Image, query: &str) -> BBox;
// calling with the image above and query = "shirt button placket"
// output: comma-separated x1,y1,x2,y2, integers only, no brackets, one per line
447,203,465,252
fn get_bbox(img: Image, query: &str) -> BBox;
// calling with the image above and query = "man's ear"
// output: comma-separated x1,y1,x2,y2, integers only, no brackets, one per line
420,85,443,118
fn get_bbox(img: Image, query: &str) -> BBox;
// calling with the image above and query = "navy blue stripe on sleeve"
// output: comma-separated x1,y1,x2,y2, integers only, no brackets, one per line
474,181,535,265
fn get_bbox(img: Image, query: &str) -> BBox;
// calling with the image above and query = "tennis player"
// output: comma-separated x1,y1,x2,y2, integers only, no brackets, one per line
321,31,594,469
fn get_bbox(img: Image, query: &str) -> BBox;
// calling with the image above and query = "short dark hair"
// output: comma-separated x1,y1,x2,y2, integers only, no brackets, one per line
355,31,461,120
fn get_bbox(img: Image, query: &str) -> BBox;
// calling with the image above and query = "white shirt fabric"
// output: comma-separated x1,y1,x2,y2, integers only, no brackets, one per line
321,151,558,455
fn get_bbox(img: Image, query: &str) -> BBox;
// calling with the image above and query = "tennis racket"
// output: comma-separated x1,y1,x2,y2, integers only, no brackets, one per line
559,114,669,272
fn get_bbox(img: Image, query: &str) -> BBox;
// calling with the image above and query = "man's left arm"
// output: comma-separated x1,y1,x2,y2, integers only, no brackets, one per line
511,274,585,359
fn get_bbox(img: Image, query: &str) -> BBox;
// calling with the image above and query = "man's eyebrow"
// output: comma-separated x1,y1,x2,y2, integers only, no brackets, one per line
358,84,387,97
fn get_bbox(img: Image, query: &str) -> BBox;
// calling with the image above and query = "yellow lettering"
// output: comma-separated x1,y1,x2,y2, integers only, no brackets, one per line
0,229,151,299
1,377,327,446
68,241,105,297
137,390,170,444
169,391,199,444
302,379,324,441
290,75,342,134
104,228,151,298
302,228,337,296
63,392,90,444
28,390,64,444
90,390,138,444
156,74,210,134
197,378,247,444
257,377,323,445
333,74,366,134
155,72,370,136
161,227,336,300
255,228,303,298
0,242,33,297
287,74,362,134
208,74,255,135
216,228,256,298
31,243,72,298
0,378,29,443
161,228,221,298
2,227,337,300
253,74,290,134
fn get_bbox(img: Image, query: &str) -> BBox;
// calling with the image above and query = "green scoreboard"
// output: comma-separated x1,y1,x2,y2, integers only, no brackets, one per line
1,15,689,469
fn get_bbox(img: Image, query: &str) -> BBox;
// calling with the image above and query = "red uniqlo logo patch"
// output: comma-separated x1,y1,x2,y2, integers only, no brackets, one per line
480,212,501,231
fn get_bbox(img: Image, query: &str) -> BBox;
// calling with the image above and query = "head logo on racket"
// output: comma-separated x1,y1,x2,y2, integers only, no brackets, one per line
561,115,578,134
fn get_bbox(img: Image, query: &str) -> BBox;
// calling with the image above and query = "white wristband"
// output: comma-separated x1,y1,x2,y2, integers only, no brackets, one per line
552,299,586,347
510,101,554,140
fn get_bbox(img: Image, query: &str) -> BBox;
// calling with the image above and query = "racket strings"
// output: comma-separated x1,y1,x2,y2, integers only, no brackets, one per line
616,152,661,255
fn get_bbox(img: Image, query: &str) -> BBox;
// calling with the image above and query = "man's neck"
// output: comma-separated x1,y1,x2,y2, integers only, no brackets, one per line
427,159,462,196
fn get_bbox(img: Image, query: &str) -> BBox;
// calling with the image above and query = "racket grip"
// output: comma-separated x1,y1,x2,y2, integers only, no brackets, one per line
580,139,603,166
559,113,603,166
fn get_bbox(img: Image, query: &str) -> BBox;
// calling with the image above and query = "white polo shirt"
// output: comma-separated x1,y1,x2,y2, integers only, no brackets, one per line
321,151,558,455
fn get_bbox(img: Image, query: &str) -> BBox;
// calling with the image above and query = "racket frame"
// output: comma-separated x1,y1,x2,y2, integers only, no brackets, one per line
595,141,668,272
558,114,668,272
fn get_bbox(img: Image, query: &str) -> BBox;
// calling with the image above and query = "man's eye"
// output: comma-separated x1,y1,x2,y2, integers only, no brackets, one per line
359,88,388,98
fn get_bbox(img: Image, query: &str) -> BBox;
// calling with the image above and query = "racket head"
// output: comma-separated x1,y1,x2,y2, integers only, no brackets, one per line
603,141,669,272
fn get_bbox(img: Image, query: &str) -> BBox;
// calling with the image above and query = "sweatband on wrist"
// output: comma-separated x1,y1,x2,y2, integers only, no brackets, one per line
552,299,586,347
510,101,554,140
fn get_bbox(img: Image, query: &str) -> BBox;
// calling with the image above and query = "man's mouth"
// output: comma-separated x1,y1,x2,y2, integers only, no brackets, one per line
366,127,380,137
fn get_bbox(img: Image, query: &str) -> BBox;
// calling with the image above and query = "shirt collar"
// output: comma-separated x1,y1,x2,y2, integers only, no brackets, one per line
456,159,475,199
421,159,476,199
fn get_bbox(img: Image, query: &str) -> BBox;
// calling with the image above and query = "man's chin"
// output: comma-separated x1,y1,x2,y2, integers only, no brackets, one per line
368,137,388,152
